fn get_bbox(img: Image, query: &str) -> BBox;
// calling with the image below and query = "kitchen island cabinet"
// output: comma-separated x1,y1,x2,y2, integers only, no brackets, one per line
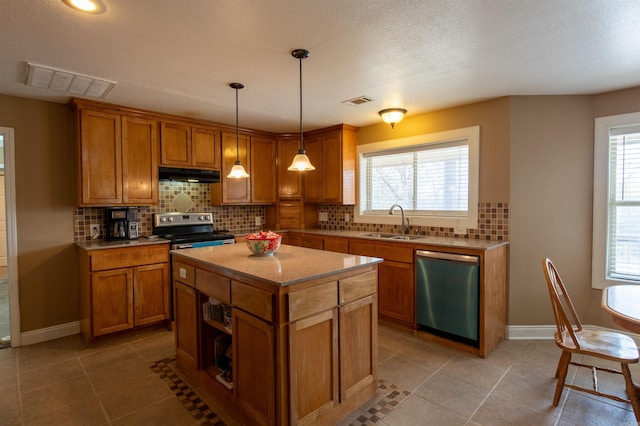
171,243,381,426
76,241,170,343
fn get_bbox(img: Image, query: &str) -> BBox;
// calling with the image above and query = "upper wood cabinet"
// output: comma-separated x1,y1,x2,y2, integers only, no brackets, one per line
212,131,276,205
303,125,358,204
276,135,303,198
159,121,221,169
76,106,158,206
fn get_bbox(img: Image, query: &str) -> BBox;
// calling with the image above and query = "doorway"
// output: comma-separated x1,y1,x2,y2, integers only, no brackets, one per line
0,127,18,348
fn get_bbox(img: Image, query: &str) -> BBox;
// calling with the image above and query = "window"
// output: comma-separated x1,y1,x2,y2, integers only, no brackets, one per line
592,113,640,288
355,126,479,230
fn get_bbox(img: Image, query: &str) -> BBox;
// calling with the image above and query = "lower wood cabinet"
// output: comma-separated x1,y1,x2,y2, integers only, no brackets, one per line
377,260,414,325
174,281,198,372
233,308,275,425
77,243,170,344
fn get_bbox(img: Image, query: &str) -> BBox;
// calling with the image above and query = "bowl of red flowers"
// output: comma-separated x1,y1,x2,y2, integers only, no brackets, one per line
245,231,282,256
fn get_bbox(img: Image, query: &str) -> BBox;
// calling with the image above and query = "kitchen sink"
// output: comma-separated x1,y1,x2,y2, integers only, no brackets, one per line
359,232,423,240
389,235,424,240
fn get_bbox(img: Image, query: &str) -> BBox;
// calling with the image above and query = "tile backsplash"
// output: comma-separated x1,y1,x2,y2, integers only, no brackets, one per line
74,182,265,241
317,202,509,241
74,182,508,242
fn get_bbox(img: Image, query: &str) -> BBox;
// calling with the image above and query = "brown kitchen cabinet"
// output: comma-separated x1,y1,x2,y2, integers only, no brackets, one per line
73,102,159,206
348,239,415,327
302,234,324,250
159,121,221,169
303,125,358,204
77,243,170,343
212,131,276,205
277,135,303,198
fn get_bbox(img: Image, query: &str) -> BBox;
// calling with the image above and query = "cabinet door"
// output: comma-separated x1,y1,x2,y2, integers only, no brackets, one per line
219,131,251,204
160,122,192,166
302,136,322,203
302,234,324,250
320,132,342,203
233,308,275,425
324,237,349,253
79,109,122,205
122,116,158,205
91,268,133,336
289,309,338,424
339,295,377,402
250,135,276,204
133,263,169,326
193,127,221,169
174,281,199,372
378,260,414,325
277,136,303,197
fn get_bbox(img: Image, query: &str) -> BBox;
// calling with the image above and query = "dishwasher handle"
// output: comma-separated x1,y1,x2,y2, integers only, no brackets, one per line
416,250,479,265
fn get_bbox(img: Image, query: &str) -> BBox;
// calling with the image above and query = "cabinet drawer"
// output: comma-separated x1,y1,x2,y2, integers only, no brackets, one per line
349,240,413,263
324,237,349,253
339,270,377,304
288,281,338,321
196,269,230,304
302,235,324,250
232,281,274,322
90,245,169,271
173,262,195,286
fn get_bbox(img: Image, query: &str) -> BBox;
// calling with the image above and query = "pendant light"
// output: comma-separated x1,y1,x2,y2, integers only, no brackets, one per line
227,82,250,179
288,49,316,171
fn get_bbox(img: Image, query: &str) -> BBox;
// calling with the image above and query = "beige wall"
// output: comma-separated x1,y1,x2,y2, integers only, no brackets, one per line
358,97,511,202
0,94,78,332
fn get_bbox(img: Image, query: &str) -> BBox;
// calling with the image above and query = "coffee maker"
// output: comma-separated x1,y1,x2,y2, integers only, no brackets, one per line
106,207,139,240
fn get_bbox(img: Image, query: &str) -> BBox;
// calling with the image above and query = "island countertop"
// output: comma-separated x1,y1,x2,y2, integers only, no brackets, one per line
171,243,382,287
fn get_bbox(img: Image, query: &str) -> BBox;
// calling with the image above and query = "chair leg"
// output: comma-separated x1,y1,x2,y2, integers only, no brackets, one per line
553,351,571,406
621,364,640,422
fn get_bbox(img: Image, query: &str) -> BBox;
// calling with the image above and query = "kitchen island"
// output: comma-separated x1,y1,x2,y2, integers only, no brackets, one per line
171,243,382,426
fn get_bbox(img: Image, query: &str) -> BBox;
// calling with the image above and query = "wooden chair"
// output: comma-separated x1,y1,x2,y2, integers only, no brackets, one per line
542,258,640,422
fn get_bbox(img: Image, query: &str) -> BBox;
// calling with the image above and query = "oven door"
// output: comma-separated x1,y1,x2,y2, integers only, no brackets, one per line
172,239,235,250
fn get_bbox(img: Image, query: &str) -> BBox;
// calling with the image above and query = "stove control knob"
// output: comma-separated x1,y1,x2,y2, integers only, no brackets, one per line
205,215,211,221
199,215,205,220
160,217,166,222
168,217,174,222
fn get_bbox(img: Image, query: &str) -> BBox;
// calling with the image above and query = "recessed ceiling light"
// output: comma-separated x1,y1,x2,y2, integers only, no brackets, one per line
62,0,107,14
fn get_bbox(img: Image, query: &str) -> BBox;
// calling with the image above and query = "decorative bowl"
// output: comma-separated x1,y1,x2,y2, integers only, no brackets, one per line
245,231,282,256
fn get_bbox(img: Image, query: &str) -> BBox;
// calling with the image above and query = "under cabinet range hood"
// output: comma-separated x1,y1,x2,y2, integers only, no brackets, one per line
158,167,220,183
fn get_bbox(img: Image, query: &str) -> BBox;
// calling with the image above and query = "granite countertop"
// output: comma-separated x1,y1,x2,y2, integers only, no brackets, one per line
283,229,509,251
76,237,170,251
171,243,382,287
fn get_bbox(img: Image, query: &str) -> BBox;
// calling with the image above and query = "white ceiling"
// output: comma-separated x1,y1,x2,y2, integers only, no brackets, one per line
2,1,640,133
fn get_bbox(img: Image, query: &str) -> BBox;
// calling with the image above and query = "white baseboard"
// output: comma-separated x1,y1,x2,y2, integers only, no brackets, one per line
19,321,80,346
506,324,640,345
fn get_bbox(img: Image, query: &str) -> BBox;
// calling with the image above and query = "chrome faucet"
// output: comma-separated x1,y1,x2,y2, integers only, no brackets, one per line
388,204,410,235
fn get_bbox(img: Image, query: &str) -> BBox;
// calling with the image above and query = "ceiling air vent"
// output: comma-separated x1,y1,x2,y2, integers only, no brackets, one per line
25,62,117,98
342,96,374,106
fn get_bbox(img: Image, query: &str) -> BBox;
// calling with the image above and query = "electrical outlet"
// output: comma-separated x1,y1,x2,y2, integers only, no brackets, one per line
344,213,350,222
90,224,101,239
318,212,328,221
255,216,262,226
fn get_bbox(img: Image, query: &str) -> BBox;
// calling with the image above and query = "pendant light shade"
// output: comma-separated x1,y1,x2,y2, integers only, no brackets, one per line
288,49,315,172
227,82,250,179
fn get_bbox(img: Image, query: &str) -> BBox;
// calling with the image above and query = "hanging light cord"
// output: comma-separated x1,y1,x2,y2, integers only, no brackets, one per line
298,55,304,151
235,86,240,162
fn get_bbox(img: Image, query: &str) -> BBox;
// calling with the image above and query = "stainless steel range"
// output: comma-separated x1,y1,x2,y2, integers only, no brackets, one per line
153,212,235,249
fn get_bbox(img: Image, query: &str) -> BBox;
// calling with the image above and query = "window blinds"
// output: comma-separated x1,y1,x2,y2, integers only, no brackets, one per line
608,128,640,281
362,139,468,215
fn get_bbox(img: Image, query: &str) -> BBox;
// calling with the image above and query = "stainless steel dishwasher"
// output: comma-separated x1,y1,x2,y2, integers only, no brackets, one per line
415,250,480,347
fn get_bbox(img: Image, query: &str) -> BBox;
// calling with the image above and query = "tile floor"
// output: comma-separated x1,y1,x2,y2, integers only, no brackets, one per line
0,324,638,425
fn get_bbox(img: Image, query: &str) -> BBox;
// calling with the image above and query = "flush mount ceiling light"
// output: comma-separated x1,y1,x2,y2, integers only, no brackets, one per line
25,63,116,98
62,0,107,14
227,82,250,179
378,108,407,129
288,49,316,172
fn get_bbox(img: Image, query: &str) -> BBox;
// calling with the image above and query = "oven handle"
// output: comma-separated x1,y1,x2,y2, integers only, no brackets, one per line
173,239,235,249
